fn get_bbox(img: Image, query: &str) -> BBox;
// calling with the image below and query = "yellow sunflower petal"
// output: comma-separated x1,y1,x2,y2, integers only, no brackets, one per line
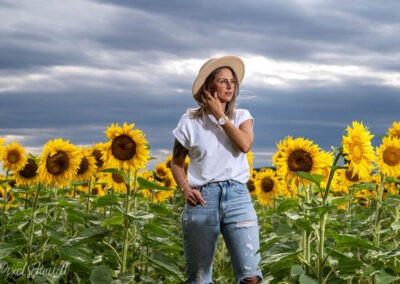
274,136,328,186
38,138,83,187
103,122,150,172
387,121,400,139
2,142,28,172
376,136,400,177
342,121,376,180
14,156,39,186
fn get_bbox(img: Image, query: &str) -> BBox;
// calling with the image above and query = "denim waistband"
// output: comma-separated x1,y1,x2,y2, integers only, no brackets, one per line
194,179,242,190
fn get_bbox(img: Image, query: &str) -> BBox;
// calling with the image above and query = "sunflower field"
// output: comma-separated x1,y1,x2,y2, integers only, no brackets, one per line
1,121,400,283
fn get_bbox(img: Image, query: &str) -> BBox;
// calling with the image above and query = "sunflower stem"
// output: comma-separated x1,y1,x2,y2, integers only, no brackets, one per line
301,185,312,273
121,170,132,274
24,182,41,283
373,173,385,247
318,149,341,284
1,170,9,242
85,177,92,215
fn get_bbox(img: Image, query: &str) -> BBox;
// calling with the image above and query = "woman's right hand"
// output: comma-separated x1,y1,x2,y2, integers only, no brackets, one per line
182,187,206,207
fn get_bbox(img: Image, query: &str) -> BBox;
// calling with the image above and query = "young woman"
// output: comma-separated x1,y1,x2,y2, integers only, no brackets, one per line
171,55,262,283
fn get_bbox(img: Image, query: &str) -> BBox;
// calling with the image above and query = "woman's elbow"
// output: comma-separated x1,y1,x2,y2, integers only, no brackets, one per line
239,142,253,153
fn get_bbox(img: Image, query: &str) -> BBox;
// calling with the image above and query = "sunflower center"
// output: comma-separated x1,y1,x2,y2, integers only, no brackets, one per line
46,151,69,176
7,150,21,164
77,157,89,175
92,149,104,168
111,135,136,161
383,146,400,166
247,180,255,193
288,150,313,172
92,187,99,195
345,169,360,182
261,177,274,193
112,173,124,184
350,142,363,163
19,158,38,179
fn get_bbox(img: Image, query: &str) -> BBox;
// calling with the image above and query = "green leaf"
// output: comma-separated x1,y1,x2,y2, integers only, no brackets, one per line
46,228,67,245
374,270,400,284
61,247,92,265
277,198,299,213
90,265,113,284
386,177,400,184
101,215,124,227
93,194,119,208
58,198,84,208
143,253,183,280
294,171,324,186
137,177,175,191
97,168,126,178
350,182,377,191
391,221,400,231
35,212,49,224
10,187,33,194
299,275,318,284
290,264,305,277
329,250,363,274
66,226,109,246
0,243,18,259
335,234,377,250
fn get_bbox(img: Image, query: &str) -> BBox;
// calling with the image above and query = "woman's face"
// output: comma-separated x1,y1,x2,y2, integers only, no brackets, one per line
212,68,236,103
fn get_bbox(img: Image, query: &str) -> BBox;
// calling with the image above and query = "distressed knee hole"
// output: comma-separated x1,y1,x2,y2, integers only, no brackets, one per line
239,275,261,284
236,220,256,228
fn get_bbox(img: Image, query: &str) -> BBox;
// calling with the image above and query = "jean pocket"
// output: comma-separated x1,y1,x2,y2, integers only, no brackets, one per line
232,182,249,195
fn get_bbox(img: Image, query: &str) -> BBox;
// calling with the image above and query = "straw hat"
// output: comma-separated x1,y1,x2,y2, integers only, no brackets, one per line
192,55,245,96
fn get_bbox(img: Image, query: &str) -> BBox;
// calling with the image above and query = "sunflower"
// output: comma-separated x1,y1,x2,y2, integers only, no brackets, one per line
376,136,400,178
342,121,376,180
2,142,27,172
154,163,171,181
38,138,83,187
387,121,400,139
102,172,126,193
255,168,281,206
103,122,150,172
75,148,97,181
91,143,106,170
14,156,39,186
91,184,107,196
247,151,254,171
164,155,173,169
273,136,328,186
353,188,376,208
0,138,5,161
247,169,258,197
0,186,15,209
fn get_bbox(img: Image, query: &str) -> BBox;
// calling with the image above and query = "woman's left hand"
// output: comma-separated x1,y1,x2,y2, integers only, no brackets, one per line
202,91,225,119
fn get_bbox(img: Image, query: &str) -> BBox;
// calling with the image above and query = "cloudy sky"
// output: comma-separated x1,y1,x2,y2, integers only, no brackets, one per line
1,0,399,170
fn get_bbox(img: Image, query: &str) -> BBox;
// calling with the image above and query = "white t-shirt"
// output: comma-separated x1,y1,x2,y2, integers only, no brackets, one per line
172,108,253,187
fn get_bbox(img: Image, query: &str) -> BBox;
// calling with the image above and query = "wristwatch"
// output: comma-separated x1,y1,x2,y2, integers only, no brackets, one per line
218,115,228,126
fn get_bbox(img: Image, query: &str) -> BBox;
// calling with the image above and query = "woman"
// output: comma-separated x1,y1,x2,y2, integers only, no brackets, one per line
171,55,263,284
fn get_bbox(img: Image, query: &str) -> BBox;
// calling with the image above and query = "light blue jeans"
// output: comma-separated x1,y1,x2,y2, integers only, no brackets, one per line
181,180,263,284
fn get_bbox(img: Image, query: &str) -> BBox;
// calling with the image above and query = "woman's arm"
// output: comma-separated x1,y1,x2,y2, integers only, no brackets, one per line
203,92,254,153
220,118,253,153
171,139,205,206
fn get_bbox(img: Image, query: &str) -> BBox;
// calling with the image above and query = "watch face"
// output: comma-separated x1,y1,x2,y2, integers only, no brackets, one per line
218,116,226,125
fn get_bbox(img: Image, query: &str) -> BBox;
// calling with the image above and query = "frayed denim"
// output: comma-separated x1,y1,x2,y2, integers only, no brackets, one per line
181,180,263,284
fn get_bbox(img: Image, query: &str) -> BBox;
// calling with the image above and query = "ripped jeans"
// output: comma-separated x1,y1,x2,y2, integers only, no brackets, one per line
181,180,263,284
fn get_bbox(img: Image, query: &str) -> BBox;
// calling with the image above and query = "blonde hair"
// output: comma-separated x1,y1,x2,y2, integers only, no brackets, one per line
188,66,239,119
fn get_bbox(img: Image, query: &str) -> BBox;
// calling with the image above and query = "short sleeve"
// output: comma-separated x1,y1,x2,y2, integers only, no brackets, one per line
172,114,190,150
235,109,254,127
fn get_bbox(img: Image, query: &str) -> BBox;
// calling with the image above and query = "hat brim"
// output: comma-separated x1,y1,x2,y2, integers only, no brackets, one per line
192,55,245,96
